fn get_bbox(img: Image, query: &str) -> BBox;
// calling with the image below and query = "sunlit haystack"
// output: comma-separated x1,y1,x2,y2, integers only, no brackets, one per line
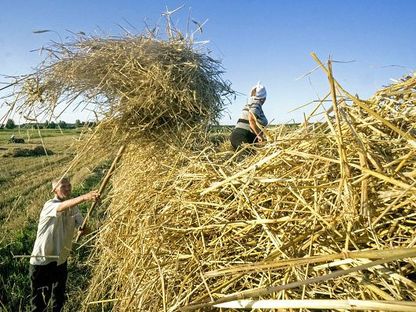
83,63,416,311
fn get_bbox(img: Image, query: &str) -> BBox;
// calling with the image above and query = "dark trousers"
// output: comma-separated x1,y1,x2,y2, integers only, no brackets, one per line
230,127,257,150
29,261,68,312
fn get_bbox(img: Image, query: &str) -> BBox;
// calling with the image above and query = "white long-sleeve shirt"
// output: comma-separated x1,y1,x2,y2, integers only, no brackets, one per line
30,197,83,266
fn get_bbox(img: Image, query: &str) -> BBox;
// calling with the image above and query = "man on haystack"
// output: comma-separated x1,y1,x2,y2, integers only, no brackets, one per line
29,177,99,312
230,82,269,150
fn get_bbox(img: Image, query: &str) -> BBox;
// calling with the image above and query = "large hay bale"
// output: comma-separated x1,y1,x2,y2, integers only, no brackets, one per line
83,71,416,311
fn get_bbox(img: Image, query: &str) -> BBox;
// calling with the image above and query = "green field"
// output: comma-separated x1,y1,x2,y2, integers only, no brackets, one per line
0,128,108,311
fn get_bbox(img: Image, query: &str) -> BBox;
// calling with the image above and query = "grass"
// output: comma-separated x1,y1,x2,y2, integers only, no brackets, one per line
0,127,109,312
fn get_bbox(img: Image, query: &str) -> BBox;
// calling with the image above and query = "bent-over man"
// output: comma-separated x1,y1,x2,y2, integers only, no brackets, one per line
230,82,269,150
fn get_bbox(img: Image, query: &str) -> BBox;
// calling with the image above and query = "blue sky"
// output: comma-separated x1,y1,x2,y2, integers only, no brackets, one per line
1,0,415,125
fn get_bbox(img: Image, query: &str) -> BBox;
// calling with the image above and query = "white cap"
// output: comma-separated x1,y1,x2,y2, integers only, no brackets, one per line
251,82,267,99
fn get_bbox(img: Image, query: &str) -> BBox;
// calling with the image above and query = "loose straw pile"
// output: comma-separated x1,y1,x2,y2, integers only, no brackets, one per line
83,62,416,311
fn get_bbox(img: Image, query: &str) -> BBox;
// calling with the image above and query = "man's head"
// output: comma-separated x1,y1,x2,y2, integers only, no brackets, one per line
250,82,267,103
52,177,72,200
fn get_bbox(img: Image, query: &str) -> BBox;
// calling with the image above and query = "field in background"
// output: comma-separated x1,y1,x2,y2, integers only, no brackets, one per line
0,128,83,233
0,128,108,311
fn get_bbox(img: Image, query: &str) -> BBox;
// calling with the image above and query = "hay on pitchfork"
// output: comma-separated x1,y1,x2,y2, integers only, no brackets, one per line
2,28,233,151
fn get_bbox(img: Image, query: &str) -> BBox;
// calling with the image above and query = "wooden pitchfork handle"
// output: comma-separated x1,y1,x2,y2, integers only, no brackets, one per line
75,145,126,242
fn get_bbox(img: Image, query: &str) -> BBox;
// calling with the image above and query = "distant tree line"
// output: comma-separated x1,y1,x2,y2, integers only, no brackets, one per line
1,119,96,129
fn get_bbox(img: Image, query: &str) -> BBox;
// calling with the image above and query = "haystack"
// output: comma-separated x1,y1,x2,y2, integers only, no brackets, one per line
82,58,416,311
4,24,416,312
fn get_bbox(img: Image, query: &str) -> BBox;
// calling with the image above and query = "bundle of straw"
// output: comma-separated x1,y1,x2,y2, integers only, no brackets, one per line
83,63,416,311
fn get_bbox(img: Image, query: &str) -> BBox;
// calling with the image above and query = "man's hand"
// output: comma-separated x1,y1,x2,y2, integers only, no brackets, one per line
77,226,90,237
83,190,100,202
257,134,266,144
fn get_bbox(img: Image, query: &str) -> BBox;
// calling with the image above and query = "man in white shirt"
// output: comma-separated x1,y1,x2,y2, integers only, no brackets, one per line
29,177,99,312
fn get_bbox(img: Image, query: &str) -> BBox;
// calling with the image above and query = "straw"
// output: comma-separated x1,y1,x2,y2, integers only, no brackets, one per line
4,18,416,311
213,299,416,311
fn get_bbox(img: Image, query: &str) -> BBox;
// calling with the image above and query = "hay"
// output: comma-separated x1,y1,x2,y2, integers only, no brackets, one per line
4,29,232,151
3,16,416,311
82,60,416,311
3,145,53,157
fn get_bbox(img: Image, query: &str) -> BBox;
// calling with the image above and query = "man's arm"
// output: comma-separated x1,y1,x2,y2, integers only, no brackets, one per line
248,112,264,142
56,190,100,212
